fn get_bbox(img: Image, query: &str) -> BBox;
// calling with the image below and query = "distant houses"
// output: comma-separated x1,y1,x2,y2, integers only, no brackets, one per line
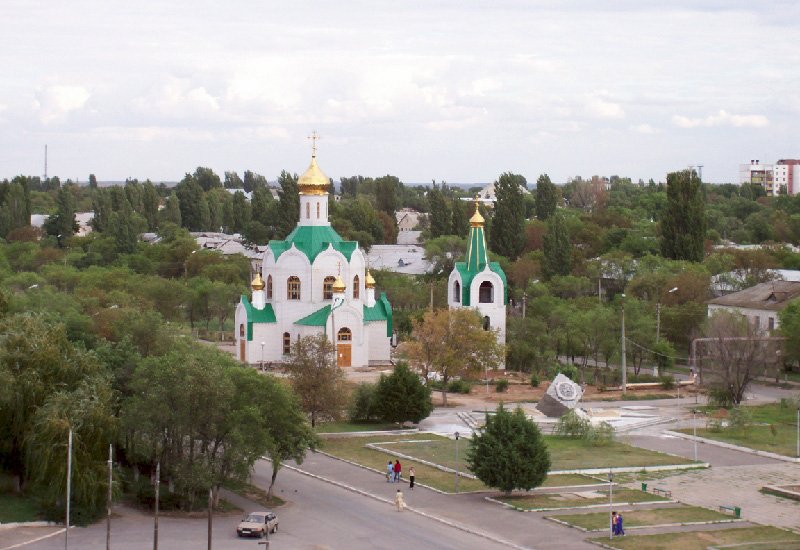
707,280,800,333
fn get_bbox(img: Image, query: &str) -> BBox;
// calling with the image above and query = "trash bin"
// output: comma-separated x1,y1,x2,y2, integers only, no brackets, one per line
641,483,648,492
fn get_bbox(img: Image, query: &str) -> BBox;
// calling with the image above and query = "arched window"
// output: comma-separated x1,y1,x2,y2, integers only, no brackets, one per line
453,281,461,303
282,332,291,355
287,276,301,300
483,316,491,331
323,276,336,300
239,324,245,337
337,327,352,342
479,281,494,303
306,202,310,219
317,202,320,219
353,275,360,299
266,275,273,299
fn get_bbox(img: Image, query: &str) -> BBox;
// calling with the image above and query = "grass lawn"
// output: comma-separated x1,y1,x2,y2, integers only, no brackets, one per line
498,488,668,510
224,481,285,509
381,436,694,471
549,504,731,531
320,434,601,492
315,421,404,433
680,402,800,458
590,526,800,550
0,492,41,522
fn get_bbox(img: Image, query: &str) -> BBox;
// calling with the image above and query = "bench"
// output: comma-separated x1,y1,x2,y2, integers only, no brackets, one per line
719,505,741,518
651,487,672,498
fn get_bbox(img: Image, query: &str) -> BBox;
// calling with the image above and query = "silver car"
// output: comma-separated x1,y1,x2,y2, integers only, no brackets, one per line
236,511,278,538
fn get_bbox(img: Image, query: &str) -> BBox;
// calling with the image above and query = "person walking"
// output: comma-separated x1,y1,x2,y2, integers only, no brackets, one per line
393,460,402,483
611,511,617,537
616,512,625,536
395,489,406,512
387,461,394,482
408,466,416,490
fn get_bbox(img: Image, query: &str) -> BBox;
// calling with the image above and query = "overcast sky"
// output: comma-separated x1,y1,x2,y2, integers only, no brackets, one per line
2,1,798,184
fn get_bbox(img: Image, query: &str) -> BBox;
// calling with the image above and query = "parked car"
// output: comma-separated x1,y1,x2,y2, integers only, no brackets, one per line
236,511,278,538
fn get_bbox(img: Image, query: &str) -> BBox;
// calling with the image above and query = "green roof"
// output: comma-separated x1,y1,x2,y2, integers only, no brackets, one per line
465,224,488,272
269,225,358,263
240,295,276,340
363,292,393,336
294,304,332,327
455,262,507,306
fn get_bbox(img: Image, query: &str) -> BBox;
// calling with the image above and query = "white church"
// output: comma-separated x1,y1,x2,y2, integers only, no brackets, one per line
234,145,393,368
447,197,507,346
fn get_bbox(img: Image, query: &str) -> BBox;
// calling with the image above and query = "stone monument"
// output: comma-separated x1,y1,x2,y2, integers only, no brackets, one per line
536,373,584,417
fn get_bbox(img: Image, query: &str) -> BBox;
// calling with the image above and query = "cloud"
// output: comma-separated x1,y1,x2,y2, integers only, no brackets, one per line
33,85,90,124
585,96,625,119
671,109,769,128
631,123,657,134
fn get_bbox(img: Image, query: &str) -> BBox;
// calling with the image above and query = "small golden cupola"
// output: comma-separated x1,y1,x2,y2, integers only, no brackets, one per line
332,274,346,294
470,195,485,227
298,131,329,196
251,272,265,290
365,270,376,289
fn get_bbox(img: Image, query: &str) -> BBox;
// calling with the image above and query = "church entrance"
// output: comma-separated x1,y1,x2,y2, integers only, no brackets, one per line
337,327,352,367
240,340,245,362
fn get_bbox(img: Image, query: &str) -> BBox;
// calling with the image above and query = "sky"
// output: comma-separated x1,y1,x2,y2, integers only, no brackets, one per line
1,1,799,185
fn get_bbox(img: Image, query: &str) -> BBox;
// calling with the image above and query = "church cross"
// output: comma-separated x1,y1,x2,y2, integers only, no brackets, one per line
307,130,321,157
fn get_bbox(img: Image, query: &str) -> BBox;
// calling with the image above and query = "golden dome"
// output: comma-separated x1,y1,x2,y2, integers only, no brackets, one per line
469,195,485,227
332,275,346,293
298,155,330,196
251,272,265,291
365,270,376,289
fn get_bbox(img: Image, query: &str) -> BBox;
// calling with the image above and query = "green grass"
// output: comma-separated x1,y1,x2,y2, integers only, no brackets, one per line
550,504,731,531
320,434,601,492
590,526,800,550
680,402,800,458
498,488,668,510
598,393,678,402
0,492,42,522
315,421,404,433
223,480,285,509
381,436,695,472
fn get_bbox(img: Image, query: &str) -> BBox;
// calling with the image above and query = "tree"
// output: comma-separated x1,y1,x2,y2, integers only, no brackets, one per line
660,169,706,262
44,186,78,243
467,404,550,495
402,308,503,406
242,170,267,193
161,192,181,226
88,174,98,189
375,175,401,215
176,175,209,231
193,167,222,192
428,186,451,238
284,334,350,427
224,170,243,189
779,299,800,367
542,212,572,278
375,362,433,424
535,174,559,221
490,173,527,259
277,170,299,238
450,198,468,237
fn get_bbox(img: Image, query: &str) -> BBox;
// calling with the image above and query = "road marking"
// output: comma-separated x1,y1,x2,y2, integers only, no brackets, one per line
0,528,66,550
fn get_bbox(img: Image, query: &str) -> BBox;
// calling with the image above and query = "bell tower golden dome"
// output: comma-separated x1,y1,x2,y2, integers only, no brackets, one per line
298,131,329,196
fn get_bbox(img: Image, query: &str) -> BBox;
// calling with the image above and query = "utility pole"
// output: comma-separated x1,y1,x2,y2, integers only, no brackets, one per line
44,144,48,181
207,488,213,550
106,444,113,550
620,294,627,394
153,462,160,550
65,428,73,550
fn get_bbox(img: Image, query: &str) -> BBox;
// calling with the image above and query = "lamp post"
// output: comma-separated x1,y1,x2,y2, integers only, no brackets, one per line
796,405,799,459
692,409,698,462
106,444,112,550
454,432,460,494
655,287,678,344
260,342,265,371
608,470,614,540
65,428,73,550
620,294,626,395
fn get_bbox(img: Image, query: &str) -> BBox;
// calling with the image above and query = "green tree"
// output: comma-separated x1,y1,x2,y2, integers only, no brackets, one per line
660,169,706,262
535,174,559,221
231,190,252,233
467,404,550,494
779,299,800,367
193,166,222,192
284,334,350,427
88,174,98,189
141,181,160,231
277,170,299,238
450,198,468,237
428,186,451,238
542,212,572,278
224,170,243,189
161,192,182,226
374,362,433,424
176,175,209,231
44,186,78,243
490,173,527,259
375,175,401,215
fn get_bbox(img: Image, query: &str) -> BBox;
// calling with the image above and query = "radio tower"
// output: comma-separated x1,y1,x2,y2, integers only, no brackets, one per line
697,164,703,181
44,144,48,180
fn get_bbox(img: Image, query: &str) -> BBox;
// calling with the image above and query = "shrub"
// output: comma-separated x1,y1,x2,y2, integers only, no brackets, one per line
547,363,578,382
349,383,380,422
659,375,675,390
530,374,540,387
496,379,509,393
728,407,752,433
554,410,591,438
447,379,472,394
587,421,614,446
374,362,433,424
708,387,735,408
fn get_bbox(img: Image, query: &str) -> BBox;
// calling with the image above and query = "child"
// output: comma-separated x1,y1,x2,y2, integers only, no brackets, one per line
386,461,394,482
408,466,416,490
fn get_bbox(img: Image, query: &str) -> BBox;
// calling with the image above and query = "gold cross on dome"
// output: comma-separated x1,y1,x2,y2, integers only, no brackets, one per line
307,130,321,157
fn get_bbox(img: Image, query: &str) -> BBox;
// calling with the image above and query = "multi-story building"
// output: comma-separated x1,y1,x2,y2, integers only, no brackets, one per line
775,159,800,196
739,160,775,195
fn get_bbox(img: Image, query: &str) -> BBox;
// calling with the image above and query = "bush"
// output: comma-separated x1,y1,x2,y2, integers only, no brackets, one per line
349,383,380,422
374,362,433,424
496,379,509,393
530,374,540,387
659,375,675,390
447,379,472,394
728,407,752,433
547,363,578,382
587,421,614,446
554,410,591,438
708,387,735,408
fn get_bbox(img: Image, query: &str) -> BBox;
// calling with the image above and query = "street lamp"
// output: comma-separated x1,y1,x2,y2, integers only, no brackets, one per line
655,287,678,344
692,409,698,462
608,470,614,540
454,432,460,494
796,404,799,459
620,294,626,395
260,342,265,371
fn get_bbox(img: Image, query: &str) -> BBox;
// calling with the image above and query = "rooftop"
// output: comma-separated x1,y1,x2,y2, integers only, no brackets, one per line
707,280,800,311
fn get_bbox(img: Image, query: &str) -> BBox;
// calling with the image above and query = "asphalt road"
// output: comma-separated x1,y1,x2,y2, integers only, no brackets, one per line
7,462,510,550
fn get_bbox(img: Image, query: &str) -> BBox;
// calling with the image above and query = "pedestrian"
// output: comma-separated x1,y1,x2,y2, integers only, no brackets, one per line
395,489,406,512
611,511,617,536
616,512,625,536
393,459,402,483
386,461,393,482
408,466,415,490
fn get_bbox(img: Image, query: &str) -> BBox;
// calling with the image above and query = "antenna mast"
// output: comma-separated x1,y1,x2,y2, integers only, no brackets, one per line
44,144,48,180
